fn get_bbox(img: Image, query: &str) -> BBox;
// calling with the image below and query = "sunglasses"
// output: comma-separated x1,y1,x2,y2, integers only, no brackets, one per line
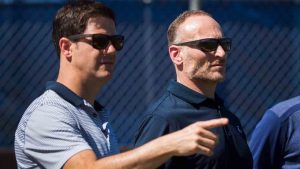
173,38,232,52
68,33,124,51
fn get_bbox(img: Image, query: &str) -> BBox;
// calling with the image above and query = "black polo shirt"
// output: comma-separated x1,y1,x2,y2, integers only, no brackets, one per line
134,80,253,169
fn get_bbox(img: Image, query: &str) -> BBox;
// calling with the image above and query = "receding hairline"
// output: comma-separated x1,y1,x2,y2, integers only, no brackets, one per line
167,10,213,45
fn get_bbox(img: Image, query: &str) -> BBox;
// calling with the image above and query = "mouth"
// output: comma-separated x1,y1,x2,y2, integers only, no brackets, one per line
211,64,224,67
100,58,114,65
101,61,114,64
210,63,226,71
211,60,226,67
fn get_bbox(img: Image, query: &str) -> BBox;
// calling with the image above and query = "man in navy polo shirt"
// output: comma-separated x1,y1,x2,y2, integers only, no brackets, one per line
134,10,253,169
14,1,229,169
250,96,300,169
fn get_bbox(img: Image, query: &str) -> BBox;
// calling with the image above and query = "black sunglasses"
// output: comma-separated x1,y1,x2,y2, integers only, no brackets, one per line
173,38,232,52
68,33,124,51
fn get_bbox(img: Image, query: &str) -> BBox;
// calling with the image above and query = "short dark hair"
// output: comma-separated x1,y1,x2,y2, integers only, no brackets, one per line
167,10,211,46
52,0,115,57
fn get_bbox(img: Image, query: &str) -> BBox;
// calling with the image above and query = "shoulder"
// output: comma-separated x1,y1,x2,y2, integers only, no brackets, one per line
136,93,183,135
31,90,78,122
27,90,76,111
17,90,79,134
145,92,178,118
270,96,300,121
146,90,197,120
249,98,300,168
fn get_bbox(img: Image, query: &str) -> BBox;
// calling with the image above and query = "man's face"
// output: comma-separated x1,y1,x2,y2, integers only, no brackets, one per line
176,15,227,82
70,16,117,81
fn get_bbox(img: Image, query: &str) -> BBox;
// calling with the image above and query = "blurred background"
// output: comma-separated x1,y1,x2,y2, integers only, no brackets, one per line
1,0,300,168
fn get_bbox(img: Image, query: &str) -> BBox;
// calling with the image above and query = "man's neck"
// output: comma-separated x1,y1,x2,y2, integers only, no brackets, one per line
176,76,217,99
56,71,106,106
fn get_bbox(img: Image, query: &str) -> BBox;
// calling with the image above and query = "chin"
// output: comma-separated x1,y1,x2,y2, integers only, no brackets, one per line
211,75,225,82
211,71,225,80
95,71,113,80
198,74,225,82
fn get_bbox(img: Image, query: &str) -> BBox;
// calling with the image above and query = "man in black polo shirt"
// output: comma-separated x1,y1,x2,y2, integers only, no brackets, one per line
134,10,253,169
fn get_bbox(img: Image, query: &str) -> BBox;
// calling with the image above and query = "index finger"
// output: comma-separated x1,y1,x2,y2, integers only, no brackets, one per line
196,118,229,129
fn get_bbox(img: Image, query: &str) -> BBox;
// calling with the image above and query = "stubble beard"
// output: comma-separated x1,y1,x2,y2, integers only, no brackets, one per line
186,62,226,83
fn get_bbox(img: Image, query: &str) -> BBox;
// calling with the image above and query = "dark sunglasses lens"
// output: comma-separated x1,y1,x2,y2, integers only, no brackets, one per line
93,35,110,49
199,40,218,52
220,39,231,51
111,36,124,51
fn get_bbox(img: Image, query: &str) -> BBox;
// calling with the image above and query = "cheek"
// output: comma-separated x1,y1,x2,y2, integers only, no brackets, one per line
182,49,208,68
187,54,208,69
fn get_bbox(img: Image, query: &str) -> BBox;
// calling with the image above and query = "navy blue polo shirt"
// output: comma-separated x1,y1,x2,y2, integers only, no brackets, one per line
134,80,253,169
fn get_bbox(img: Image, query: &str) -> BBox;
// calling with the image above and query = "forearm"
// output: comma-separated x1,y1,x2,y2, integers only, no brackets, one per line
96,136,173,169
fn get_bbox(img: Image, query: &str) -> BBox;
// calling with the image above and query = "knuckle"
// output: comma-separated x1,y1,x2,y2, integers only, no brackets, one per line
197,128,205,135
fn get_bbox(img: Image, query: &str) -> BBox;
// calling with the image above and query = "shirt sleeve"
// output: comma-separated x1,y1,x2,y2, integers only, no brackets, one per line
249,110,282,169
24,104,91,169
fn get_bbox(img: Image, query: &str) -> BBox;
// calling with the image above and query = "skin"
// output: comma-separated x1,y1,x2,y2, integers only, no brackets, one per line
58,16,228,169
169,15,227,99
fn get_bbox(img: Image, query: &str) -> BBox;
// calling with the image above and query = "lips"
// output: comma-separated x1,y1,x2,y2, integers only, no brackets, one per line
211,60,225,67
211,64,224,67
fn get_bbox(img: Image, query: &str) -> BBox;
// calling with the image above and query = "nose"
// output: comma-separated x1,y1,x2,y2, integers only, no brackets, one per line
104,41,117,54
215,45,226,58
109,41,118,51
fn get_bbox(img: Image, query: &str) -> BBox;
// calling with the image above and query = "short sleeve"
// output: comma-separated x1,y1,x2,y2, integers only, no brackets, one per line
24,104,91,169
249,110,282,169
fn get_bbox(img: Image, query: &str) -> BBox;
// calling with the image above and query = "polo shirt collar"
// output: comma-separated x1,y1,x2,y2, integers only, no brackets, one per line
167,80,223,105
46,81,104,111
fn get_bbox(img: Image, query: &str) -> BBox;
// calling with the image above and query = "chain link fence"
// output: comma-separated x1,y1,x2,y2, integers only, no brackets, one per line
1,0,300,149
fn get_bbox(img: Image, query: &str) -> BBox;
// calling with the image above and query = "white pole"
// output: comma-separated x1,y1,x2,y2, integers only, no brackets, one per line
189,0,201,10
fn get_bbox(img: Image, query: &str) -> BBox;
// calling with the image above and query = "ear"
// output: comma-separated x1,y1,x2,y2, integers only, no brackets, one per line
59,37,72,60
169,45,182,65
